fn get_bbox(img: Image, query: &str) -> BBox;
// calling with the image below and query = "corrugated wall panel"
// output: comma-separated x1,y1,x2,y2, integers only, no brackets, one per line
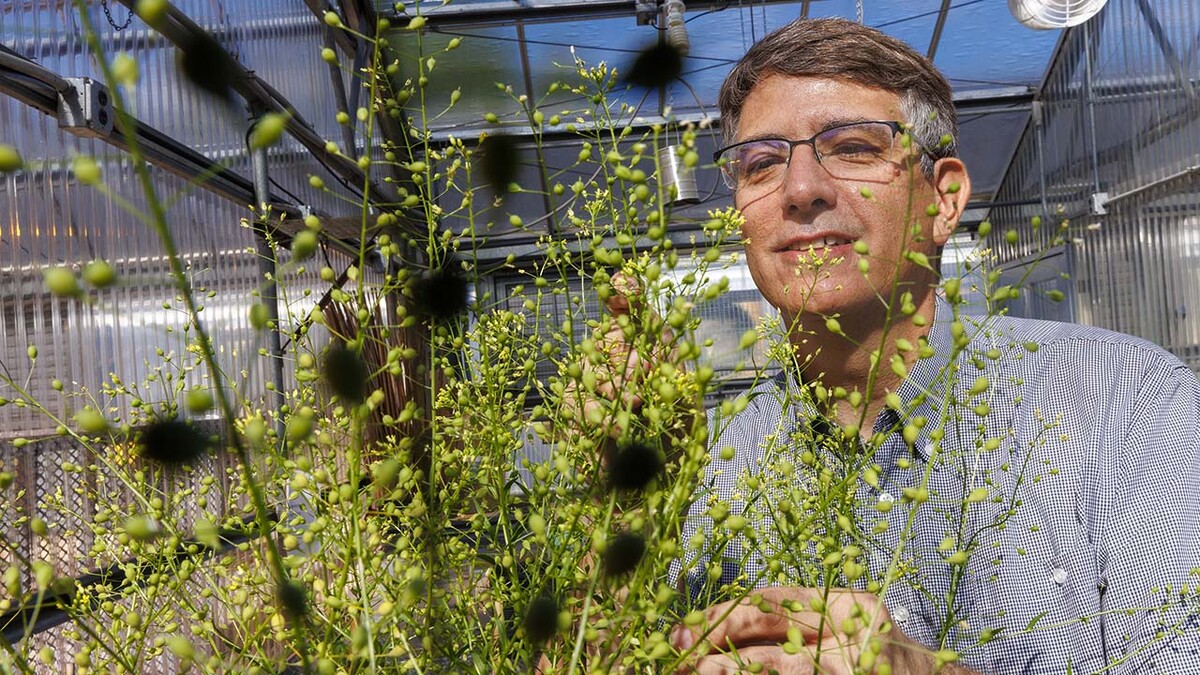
0,0,363,436
989,0,1200,372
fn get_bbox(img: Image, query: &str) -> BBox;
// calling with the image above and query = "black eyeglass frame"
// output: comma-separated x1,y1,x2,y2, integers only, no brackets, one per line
712,120,915,188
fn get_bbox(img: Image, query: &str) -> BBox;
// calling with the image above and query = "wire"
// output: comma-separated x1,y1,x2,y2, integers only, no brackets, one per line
427,27,730,63
269,177,304,204
873,0,988,29
687,1,732,24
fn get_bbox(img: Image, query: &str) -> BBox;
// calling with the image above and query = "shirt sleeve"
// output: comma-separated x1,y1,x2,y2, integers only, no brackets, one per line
1103,356,1200,672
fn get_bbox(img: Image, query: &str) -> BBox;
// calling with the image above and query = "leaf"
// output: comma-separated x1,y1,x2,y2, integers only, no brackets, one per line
1025,609,1049,632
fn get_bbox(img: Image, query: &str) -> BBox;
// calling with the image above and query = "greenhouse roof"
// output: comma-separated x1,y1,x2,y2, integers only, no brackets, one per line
377,0,1063,213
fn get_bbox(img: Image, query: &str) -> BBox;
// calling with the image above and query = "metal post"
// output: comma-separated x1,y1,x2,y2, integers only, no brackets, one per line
248,113,287,441
1082,22,1104,207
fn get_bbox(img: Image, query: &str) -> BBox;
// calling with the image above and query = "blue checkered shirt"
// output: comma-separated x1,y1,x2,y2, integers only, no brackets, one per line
677,299,1200,674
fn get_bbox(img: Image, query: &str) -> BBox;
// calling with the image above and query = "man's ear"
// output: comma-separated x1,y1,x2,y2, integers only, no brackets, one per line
930,157,971,246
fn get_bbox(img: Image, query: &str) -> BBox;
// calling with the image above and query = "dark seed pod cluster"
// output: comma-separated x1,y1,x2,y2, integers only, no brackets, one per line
410,266,470,321
479,133,520,197
623,43,684,89
523,596,559,643
176,30,243,103
603,531,646,577
606,439,664,492
139,419,212,467
322,344,369,404
277,580,308,622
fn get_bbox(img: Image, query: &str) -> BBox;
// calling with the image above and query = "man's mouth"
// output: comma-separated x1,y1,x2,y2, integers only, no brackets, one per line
783,235,856,251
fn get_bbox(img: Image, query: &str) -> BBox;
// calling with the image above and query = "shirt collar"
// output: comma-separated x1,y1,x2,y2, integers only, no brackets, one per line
780,295,966,461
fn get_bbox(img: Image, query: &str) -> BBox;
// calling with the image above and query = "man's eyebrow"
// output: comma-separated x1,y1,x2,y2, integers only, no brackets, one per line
736,116,882,142
815,115,876,133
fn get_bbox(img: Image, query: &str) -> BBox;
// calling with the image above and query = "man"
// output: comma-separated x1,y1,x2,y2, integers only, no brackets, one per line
605,17,1200,674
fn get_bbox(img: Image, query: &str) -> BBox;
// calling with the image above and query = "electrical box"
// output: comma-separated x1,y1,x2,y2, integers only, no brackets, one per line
635,0,659,25
58,77,114,138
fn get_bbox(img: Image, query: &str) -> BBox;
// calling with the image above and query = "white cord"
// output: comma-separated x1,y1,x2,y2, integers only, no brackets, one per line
856,0,864,24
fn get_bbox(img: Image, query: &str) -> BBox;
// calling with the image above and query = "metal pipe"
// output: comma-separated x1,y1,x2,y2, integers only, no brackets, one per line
248,115,288,442
927,0,953,61
1033,101,1050,218
1102,164,1200,206
1082,21,1104,203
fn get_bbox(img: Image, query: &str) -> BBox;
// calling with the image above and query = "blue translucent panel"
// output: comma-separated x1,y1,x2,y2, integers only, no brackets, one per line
389,26,526,131
806,0,941,52
958,110,1030,197
523,17,664,118
933,3,1061,90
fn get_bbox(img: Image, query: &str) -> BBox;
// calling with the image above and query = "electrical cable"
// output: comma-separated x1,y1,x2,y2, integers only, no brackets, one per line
427,26,730,63
686,1,732,24
873,0,988,28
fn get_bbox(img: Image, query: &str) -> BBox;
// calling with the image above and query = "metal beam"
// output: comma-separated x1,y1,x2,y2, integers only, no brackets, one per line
112,0,404,220
1133,0,1197,100
926,0,952,61
0,54,291,216
392,0,804,28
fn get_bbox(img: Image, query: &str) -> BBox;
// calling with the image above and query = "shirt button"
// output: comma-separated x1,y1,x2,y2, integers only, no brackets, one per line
923,441,935,455
893,606,910,622
879,492,895,504
1050,567,1068,585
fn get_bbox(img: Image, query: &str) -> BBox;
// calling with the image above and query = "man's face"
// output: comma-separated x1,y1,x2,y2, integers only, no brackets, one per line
732,75,965,328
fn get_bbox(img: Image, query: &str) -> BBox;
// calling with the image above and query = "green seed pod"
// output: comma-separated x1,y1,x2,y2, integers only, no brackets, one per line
291,230,318,260
250,112,289,149
83,260,117,288
75,407,108,434
249,303,270,330
135,0,168,23
186,387,214,413
43,267,80,297
73,156,101,185
0,145,23,172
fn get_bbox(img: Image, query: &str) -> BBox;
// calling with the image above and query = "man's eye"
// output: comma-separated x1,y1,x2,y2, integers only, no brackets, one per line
738,148,786,176
826,141,884,157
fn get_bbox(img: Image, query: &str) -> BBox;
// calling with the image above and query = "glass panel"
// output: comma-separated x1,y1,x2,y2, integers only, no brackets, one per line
933,3,1062,90
389,25,525,130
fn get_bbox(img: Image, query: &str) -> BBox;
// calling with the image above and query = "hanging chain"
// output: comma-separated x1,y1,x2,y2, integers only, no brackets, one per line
101,0,135,31
856,0,864,24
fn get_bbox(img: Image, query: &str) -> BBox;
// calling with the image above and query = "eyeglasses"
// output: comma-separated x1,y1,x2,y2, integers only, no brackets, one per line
713,121,908,191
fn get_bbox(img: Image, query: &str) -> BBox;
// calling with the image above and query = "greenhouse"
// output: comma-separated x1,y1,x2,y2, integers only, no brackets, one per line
0,0,1197,672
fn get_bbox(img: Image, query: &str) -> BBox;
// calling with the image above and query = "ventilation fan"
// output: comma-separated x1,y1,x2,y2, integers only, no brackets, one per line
1008,0,1109,29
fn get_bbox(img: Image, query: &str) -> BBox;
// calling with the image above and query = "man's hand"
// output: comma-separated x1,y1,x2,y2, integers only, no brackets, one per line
670,587,975,674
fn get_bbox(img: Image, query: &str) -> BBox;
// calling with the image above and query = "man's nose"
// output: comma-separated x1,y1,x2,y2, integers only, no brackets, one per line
779,143,838,215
